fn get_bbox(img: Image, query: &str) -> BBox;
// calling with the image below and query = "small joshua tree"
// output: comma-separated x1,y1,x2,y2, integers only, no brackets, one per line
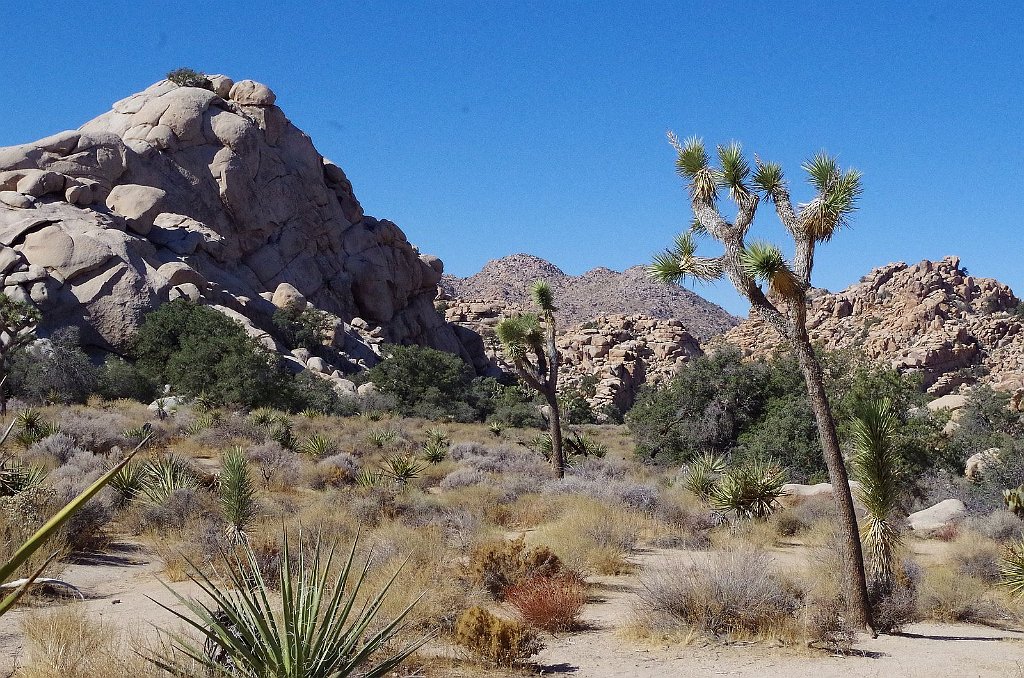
0,294,41,416
496,282,565,478
650,135,874,632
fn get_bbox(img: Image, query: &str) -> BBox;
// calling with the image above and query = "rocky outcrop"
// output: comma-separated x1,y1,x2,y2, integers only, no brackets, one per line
440,254,738,342
0,76,479,378
718,256,1024,397
444,299,702,414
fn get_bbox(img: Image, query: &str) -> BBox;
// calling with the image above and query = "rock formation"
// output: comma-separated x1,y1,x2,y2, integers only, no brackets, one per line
0,76,478,380
717,256,1024,398
444,299,703,414
440,254,738,342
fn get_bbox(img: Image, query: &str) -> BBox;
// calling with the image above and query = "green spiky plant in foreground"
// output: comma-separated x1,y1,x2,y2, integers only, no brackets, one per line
220,447,259,543
495,282,566,478
651,134,875,633
150,533,427,677
1001,541,1024,598
849,398,905,590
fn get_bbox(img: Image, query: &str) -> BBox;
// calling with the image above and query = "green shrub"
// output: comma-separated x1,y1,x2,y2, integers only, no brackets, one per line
166,67,212,90
95,357,158,402
272,306,332,351
367,344,479,421
9,327,97,404
132,300,291,409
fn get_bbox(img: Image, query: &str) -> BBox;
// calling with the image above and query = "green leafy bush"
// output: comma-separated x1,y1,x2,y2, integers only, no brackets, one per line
367,344,479,421
132,300,291,409
272,306,332,351
166,67,212,90
9,327,97,404
95,357,158,402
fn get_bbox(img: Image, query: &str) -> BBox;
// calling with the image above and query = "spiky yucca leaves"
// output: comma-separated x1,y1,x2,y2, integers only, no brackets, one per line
220,447,259,543
752,158,784,199
681,451,728,501
710,457,788,520
381,454,426,486
149,533,427,677
799,153,862,242
717,141,750,200
649,232,724,284
0,459,45,497
495,313,543,361
299,433,337,458
531,281,556,313
740,241,800,299
140,455,201,504
1000,541,1024,598
13,409,59,448
422,426,450,462
424,426,450,447
669,133,718,202
356,468,384,489
108,459,146,505
366,426,399,449
564,429,607,459
849,399,905,589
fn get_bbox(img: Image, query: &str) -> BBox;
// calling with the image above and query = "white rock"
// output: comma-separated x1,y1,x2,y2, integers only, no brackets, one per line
228,80,276,106
105,184,166,235
908,499,966,535
271,282,306,311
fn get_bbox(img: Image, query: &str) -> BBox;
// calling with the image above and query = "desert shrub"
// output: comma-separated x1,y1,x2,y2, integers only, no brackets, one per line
128,488,206,533
26,432,85,465
542,498,643,574
9,327,97,404
964,509,1024,542
367,344,481,421
308,453,361,490
559,378,596,424
951,534,1004,582
132,300,293,409
0,486,70,577
284,371,351,415
468,536,561,599
635,550,800,638
803,593,856,652
454,606,542,666
484,381,546,429
56,409,131,453
95,357,158,403
440,467,488,490
918,566,1011,623
166,67,212,89
868,559,922,633
272,306,331,351
246,441,301,490
505,571,587,631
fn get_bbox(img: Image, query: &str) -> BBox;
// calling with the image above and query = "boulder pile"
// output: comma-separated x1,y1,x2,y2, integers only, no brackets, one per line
0,76,483,388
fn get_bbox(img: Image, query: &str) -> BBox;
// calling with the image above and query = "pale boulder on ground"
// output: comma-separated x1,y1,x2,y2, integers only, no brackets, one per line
908,498,967,535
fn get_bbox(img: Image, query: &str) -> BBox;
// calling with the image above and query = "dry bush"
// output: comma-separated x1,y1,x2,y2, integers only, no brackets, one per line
468,536,561,599
963,509,1024,542
635,550,801,639
307,452,361,489
24,433,85,467
57,407,132,452
454,606,542,667
802,593,856,652
918,566,1013,624
440,467,488,490
246,441,301,490
951,533,1004,582
0,487,69,579
18,605,162,678
505,571,587,631
539,496,646,575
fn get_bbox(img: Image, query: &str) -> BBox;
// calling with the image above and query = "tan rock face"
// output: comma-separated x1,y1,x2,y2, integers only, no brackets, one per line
0,77,478,368
716,256,1024,397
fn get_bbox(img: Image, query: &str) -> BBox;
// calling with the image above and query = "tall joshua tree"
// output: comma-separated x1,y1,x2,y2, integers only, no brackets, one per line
650,135,874,632
495,282,565,478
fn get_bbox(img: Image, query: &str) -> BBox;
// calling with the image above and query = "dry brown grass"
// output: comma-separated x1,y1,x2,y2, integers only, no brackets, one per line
17,605,163,678
535,496,648,575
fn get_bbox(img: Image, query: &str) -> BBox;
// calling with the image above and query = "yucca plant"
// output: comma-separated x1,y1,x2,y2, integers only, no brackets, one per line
0,459,45,497
681,451,728,501
249,407,279,429
13,409,59,447
220,447,259,543
710,457,788,520
366,426,399,449
564,429,607,459
356,468,384,489
300,407,325,419
191,392,217,413
422,440,447,464
424,426,449,446
122,424,153,445
108,459,147,505
139,455,201,504
381,454,425,487
848,398,905,589
488,421,504,437
0,434,151,616
183,412,216,437
148,533,427,677
1000,540,1024,598
299,433,337,458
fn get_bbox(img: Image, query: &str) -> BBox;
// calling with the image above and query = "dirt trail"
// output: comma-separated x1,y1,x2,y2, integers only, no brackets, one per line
0,542,199,672
534,548,1024,677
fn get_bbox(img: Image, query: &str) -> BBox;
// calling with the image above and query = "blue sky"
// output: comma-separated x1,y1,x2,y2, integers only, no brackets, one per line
2,1,1021,316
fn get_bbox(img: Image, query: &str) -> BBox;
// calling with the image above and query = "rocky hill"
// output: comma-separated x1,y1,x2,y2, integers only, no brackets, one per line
440,253,738,341
717,256,1024,397
0,75,486,387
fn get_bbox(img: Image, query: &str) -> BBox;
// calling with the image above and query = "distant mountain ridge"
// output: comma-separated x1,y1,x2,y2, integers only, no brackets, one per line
440,253,738,341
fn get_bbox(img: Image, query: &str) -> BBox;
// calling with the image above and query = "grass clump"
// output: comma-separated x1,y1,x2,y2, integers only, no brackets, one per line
454,606,542,667
505,570,587,631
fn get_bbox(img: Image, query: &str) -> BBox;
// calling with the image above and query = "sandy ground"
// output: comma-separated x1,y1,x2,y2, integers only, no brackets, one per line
1,542,1022,677
534,548,1024,678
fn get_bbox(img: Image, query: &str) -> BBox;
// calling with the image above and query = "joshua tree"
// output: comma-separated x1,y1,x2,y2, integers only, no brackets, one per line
0,294,40,416
650,135,875,632
495,282,565,478
849,399,904,592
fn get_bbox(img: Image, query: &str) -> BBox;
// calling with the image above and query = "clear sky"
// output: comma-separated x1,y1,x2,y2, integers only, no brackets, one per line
2,1,1021,316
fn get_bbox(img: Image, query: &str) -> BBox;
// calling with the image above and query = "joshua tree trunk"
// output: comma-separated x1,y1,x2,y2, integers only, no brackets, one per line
793,331,874,632
546,389,565,479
